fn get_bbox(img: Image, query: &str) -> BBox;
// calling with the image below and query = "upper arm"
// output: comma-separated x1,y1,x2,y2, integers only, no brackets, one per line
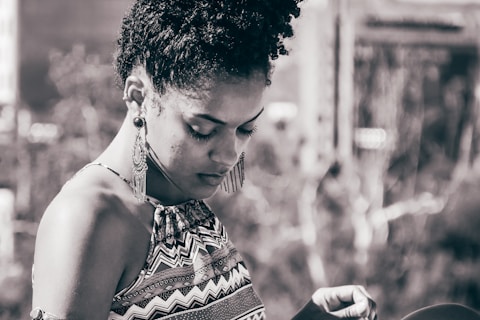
32,193,127,320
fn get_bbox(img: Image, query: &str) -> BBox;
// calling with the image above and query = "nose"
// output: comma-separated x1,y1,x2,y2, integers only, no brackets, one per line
209,133,240,168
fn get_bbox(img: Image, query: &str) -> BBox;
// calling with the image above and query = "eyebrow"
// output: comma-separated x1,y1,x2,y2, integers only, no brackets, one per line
194,107,265,126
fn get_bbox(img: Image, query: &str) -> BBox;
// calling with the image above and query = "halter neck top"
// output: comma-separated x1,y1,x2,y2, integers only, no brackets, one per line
31,163,266,320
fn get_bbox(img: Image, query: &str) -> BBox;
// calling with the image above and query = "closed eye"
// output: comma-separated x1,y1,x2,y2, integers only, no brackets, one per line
187,125,215,142
238,125,257,137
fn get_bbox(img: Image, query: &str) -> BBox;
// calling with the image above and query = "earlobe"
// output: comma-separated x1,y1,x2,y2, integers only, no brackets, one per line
123,76,145,110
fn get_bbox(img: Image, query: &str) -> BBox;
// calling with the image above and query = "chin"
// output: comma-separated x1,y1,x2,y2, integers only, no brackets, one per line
190,185,221,200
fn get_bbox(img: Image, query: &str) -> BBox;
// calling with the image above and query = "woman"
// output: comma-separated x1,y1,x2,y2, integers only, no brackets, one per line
31,0,377,319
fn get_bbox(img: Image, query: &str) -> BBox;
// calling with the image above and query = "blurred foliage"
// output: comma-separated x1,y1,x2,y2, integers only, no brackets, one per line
3,41,480,320
1,44,124,319
368,176,480,317
23,44,125,222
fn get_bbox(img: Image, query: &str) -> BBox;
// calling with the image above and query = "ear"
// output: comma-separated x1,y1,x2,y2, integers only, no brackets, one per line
123,75,145,114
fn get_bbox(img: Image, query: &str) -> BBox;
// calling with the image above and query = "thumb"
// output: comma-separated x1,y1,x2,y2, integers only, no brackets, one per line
330,299,369,318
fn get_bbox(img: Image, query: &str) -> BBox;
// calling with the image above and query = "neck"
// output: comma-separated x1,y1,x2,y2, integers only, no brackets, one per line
94,117,133,181
145,156,192,206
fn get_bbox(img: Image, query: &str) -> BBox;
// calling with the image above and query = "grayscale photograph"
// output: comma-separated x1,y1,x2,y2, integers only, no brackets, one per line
0,0,479,319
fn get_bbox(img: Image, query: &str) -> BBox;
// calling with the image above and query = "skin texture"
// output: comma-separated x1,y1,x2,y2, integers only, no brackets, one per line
31,69,266,319
138,73,266,203
32,166,153,320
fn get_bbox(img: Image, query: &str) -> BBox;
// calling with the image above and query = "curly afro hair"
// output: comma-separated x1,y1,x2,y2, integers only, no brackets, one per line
115,0,303,93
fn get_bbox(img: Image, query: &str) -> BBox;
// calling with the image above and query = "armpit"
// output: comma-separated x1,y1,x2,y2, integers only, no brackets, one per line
30,308,66,320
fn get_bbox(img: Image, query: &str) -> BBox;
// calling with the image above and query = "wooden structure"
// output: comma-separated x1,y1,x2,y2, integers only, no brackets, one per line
350,0,480,199
279,0,480,270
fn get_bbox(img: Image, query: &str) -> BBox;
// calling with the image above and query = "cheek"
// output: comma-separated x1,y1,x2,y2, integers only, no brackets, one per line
165,134,200,169
146,114,209,168
170,139,204,163
168,143,184,163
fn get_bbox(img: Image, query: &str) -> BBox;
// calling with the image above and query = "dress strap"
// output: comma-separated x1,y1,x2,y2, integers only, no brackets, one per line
79,162,179,209
81,162,130,185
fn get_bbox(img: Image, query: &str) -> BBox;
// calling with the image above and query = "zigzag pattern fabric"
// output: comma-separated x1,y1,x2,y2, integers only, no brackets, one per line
109,200,266,320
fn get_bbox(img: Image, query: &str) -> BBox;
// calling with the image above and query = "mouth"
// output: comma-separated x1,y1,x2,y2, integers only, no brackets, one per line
197,173,227,187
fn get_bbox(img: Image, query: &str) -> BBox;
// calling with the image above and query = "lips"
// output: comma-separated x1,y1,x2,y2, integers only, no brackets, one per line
198,173,227,186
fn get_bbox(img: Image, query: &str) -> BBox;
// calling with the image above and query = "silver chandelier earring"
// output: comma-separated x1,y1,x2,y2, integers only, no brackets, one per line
132,113,148,202
220,152,245,193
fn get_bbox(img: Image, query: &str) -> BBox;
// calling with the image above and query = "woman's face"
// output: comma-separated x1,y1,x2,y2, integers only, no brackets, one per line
144,77,266,201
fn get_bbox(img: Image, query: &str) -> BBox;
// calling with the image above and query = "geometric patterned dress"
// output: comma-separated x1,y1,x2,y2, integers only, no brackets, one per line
31,198,266,320
108,199,266,320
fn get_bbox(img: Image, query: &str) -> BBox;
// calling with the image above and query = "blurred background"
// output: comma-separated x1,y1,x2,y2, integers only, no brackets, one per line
1,0,480,319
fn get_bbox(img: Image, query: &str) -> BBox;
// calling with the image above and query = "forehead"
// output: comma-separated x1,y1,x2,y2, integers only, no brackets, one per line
166,78,266,122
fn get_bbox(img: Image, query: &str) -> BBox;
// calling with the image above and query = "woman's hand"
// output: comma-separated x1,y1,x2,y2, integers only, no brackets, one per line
312,285,377,320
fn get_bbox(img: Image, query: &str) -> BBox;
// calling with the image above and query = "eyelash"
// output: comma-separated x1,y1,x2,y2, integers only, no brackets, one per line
238,126,257,137
187,125,258,142
187,126,212,142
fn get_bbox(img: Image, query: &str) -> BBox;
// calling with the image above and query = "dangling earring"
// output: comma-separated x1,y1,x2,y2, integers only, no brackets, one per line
132,113,148,201
221,152,245,193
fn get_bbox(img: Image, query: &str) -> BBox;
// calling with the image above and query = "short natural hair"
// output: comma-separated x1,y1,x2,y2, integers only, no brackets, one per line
114,0,302,93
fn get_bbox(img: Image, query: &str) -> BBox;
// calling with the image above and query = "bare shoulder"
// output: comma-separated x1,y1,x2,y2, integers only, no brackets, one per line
32,175,132,319
38,178,130,240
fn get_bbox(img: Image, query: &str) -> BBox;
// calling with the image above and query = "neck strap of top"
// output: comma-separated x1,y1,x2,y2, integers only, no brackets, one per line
79,162,172,209
84,162,130,184
77,163,215,245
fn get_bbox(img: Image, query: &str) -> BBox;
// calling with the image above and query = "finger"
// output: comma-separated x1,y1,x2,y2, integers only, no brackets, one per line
313,285,363,312
330,286,376,319
334,285,369,311
312,285,377,319
353,286,377,319
330,298,369,319
312,288,350,313
322,285,364,311
364,307,378,320
359,289,377,320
